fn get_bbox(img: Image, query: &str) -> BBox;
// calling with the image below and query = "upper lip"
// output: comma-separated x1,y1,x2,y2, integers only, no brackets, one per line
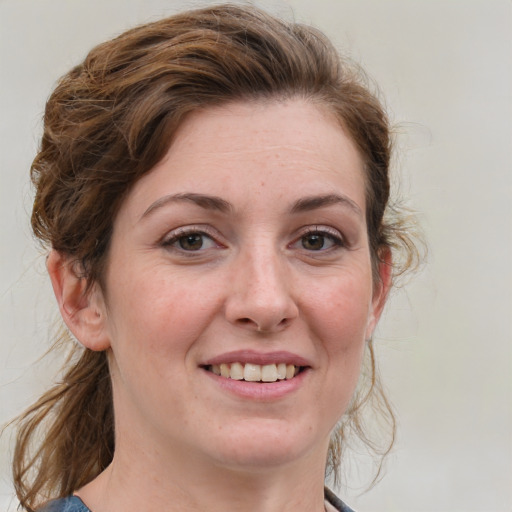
201,350,312,367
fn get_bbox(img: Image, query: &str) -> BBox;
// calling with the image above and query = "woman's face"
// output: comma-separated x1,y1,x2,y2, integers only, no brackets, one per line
94,99,389,473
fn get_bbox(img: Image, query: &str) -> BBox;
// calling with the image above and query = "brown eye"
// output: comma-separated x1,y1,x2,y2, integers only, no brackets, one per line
178,234,204,251
295,230,343,252
301,234,326,251
163,230,218,252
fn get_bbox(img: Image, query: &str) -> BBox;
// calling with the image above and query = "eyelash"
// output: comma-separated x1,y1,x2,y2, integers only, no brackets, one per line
161,226,222,253
161,225,346,254
291,227,345,252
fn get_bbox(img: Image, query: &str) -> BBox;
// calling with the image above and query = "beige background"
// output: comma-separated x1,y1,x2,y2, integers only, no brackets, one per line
1,1,511,510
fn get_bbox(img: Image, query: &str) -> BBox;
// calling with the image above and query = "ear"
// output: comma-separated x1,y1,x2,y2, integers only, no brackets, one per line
47,250,111,351
365,247,393,339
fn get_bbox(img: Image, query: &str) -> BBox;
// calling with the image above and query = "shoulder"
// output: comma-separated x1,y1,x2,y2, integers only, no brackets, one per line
37,496,91,512
38,491,349,512
325,487,356,512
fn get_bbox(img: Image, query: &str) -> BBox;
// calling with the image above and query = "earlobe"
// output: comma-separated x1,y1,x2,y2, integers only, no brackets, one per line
47,250,111,351
365,247,393,339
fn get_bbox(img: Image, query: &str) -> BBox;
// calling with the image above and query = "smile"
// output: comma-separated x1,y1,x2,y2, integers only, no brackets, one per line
206,363,302,382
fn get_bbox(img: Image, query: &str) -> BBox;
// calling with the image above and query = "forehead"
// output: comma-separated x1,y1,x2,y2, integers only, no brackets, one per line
168,99,362,171
123,99,366,217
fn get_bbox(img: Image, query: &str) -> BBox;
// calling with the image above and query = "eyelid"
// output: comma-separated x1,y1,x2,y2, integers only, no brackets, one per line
290,225,346,251
161,225,225,250
298,225,345,241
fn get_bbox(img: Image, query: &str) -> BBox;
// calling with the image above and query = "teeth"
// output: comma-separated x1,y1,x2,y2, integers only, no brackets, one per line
261,364,277,382
230,362,244,380
244,363,261,382
209,362,301,382
220,363,230,378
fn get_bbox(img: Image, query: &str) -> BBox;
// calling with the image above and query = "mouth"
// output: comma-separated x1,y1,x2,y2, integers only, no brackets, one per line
202,362,305,383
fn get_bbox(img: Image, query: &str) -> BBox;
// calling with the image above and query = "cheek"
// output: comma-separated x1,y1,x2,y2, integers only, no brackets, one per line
104,271,202,410
308,275,373,347
105,265,222,360
305,273,372,399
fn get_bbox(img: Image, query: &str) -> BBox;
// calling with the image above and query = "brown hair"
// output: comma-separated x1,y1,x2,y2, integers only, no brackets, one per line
13,4,420,510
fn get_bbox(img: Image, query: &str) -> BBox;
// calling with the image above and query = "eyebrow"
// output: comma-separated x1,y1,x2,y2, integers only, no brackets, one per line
290,194,363,217
140,193,232,220
140,191,362,221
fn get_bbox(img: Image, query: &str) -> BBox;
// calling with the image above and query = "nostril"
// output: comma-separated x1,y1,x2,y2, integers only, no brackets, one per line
235,316,291,333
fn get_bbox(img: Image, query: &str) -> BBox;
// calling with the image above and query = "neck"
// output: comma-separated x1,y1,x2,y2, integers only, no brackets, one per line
77,435,328,512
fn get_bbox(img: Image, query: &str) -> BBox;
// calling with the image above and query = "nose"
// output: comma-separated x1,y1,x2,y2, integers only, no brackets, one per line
224,247,299,333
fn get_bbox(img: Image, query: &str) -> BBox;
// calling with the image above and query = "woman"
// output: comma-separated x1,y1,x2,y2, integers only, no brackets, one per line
12,4,418,512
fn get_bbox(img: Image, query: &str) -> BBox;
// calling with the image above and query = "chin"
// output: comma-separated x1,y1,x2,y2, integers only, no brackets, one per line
205,419,328,471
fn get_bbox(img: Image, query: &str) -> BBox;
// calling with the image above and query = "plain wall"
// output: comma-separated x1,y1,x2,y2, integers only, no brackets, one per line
1,1,511,511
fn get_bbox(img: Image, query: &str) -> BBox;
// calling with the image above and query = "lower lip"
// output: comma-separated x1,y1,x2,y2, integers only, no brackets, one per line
202,368,310,401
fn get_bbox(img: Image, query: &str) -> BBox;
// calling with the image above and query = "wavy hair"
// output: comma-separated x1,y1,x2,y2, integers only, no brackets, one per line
12,4,421,510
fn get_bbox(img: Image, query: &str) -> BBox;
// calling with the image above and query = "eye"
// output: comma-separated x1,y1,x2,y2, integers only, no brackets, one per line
163,229,219,252
293,228,344,252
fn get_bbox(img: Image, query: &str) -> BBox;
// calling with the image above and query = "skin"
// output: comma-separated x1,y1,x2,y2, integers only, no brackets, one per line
48,99,391,512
